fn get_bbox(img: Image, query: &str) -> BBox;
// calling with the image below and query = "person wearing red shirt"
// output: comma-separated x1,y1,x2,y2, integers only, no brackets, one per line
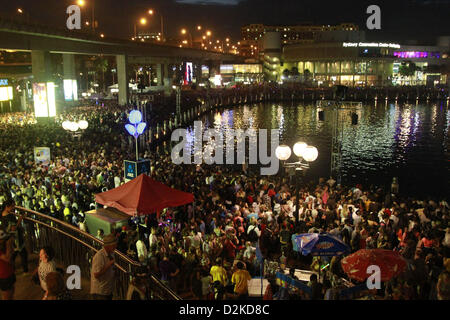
267,185,276,198
224,234,238,262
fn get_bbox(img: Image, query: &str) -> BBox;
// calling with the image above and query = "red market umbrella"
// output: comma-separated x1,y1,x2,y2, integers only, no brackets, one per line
341,249,407,282
95,174,194,216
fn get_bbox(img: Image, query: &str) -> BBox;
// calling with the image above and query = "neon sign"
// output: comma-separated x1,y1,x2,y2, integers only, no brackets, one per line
343,42,401,49
393,51,441,58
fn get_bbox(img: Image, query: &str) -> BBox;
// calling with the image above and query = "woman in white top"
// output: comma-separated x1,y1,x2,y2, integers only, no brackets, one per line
33,246,57,298
136,235,148,264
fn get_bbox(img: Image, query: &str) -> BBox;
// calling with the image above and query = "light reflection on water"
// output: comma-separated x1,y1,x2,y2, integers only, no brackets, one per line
180,101,449,197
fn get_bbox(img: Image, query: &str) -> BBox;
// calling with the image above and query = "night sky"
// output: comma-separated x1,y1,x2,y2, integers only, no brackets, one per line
1,0,450,44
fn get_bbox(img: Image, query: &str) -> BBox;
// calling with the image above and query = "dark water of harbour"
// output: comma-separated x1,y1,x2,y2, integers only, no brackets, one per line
178,101,449,198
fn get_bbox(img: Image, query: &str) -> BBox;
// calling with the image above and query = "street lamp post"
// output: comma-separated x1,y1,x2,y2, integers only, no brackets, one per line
77,0,96,33
275,142,318,223
181,28,193,47
125,110,147,161
62,120,89,139
17,8,30,23
134,18,147,39
148,9,164,42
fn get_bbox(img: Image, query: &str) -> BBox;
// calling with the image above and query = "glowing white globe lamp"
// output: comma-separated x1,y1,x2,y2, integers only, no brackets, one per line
62,121,71,131
293,141,307,158
275,145,292,161
78,120,89,130
69,122,79,132
303,146,318,162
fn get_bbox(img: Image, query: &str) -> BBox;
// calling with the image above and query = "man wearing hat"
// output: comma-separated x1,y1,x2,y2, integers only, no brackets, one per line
90,233,117,300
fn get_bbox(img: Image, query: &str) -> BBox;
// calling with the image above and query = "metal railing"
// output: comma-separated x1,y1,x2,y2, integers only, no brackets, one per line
16,206,180,300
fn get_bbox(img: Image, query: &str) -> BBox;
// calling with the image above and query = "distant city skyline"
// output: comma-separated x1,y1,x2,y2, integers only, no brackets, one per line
2,0,450,44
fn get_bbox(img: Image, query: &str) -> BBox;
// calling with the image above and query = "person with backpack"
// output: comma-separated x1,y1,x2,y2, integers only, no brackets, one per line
246,220,260,245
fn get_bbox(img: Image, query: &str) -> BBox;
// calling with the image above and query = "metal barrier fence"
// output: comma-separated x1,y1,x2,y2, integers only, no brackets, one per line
16,206,180,300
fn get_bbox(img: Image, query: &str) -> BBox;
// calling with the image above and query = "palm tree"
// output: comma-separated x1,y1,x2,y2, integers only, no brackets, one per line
95,56,109,93
398,61,417,82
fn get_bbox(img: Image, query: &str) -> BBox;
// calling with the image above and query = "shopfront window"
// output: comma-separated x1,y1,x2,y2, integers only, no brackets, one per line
315,62,326,74
366,60,377,74
304,61,314,73
340,75,354,86
354,62,367,74
327,62,340,74
341,61,353,73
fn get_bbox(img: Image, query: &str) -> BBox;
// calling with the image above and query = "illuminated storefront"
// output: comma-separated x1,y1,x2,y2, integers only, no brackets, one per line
280,41,449,87
0,78,13,113
219,64,263,84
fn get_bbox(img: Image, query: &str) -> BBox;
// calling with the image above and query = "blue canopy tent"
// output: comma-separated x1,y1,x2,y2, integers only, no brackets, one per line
294,233,350,282
294,233,350,256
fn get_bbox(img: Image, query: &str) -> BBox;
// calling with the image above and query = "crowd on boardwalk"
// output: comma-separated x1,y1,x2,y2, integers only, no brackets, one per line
0,91,449,300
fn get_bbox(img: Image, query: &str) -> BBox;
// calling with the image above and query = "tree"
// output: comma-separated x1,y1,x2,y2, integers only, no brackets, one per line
291,67,299,76
94,56,109,93
398,62,417,79
282,69,290,78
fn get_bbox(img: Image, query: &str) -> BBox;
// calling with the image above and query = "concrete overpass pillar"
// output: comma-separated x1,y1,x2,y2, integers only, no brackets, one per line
116,55,129,106
156,63,163,86
163,63,173,96
63,54,76,79
62,54,77,101
208,61,221,78
163,63,172,86
32,50,57,118
195,62,203,83
32,50,52,82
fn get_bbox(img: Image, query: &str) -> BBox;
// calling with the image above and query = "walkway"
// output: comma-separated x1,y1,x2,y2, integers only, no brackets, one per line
11,254,91,300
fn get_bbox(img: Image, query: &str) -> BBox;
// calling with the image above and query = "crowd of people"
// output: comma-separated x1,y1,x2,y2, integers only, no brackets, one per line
0,92,449,300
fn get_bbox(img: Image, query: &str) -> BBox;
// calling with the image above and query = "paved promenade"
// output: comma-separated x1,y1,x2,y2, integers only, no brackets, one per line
11,254,91,300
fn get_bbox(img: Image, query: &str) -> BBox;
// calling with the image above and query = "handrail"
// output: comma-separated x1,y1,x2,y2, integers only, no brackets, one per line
17,206,135,268
16,206,181,300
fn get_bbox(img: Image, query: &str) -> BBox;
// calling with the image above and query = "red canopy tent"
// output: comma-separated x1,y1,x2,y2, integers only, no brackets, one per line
95,174,194,216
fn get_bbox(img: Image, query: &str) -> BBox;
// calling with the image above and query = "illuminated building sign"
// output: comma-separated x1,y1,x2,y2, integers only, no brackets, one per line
184,62,193,85
33,82,56,118
64,79,78,101
343,42,401,49
393,51,441,59
0,79,8,86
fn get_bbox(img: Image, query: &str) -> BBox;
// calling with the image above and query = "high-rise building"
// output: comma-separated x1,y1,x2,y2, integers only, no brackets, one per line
241,23,361,43
239,23,364,59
